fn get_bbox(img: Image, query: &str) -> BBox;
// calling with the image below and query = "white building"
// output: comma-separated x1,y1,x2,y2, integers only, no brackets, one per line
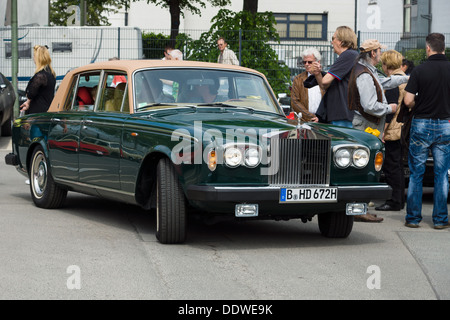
109,0,358,37
1,0,49,26
110,0,450,39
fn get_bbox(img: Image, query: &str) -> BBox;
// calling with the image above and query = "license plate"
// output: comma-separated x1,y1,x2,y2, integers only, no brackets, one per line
280,187,338,203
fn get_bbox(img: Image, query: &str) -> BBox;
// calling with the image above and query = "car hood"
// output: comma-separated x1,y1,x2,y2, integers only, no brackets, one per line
142,107,367,145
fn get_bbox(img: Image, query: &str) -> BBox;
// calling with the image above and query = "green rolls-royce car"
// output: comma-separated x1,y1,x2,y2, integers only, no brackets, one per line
5,60,391,243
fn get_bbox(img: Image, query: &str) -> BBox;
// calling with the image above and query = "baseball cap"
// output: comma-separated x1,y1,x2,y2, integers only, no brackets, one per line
360,39,387,52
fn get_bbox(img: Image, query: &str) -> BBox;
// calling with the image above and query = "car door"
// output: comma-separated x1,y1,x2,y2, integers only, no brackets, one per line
47,73,97,182
0,73,15,130
78,71,128,190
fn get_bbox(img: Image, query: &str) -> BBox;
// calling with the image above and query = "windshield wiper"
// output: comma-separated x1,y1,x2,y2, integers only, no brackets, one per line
136,104,200,113
197,102,255,113
136,103,175,111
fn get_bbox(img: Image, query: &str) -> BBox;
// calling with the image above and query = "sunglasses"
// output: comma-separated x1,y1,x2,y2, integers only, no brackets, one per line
303,61,314,65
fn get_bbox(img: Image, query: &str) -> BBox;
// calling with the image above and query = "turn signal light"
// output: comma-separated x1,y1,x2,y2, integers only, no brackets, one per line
208,150,217,171
374,151,383,172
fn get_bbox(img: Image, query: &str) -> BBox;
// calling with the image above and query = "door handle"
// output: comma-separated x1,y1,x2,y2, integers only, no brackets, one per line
82,119,93,130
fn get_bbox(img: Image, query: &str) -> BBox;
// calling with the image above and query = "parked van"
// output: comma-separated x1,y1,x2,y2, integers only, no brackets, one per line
1,26,143,89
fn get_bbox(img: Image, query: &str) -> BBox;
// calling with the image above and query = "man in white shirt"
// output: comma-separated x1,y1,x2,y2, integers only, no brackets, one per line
290,47,324,122
217,37,239,66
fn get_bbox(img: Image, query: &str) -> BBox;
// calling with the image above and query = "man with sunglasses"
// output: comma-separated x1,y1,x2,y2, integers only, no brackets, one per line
291,47,324,122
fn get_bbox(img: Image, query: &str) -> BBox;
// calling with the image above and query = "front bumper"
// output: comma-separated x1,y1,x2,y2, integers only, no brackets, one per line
186,184,392,216
187,184,392,202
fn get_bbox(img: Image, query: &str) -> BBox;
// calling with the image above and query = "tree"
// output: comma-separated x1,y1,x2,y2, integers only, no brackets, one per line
50,0,128,26
184,9,290,95
134,0,231,42
243,0,258,13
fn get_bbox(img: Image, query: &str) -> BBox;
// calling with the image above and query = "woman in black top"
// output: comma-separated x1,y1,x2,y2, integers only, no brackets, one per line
20,45,56,114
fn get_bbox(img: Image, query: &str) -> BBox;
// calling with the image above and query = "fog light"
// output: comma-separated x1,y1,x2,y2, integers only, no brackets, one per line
235,204,259,217
346,203,367,216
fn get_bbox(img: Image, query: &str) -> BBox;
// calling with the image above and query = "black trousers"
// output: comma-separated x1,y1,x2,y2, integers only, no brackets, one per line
383,140,405,209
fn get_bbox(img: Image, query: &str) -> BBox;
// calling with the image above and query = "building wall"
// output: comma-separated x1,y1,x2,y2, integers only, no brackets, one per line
2,0,49,26
110,0,357,34
357,0,403,33
431,0,450,33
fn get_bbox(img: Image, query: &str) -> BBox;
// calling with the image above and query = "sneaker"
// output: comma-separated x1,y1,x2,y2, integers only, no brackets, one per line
25,179,30,185
404,222,420,228
433,223,450,230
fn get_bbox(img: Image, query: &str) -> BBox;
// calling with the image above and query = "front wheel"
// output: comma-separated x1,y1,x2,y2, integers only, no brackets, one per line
155,158,186,244
318,211,353,238
29,146,67,209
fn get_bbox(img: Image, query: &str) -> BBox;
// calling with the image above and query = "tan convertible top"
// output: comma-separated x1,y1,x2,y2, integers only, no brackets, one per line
48,60,265,113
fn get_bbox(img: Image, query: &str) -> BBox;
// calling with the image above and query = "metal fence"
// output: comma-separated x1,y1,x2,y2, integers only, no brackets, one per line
2,26,450,92
141,29,450,92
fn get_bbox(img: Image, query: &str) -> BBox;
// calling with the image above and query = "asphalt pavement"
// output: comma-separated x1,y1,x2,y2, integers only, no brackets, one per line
1,136,449,301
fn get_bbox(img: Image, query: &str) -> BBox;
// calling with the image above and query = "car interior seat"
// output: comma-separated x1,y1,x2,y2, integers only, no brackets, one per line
77,87,94,106
105,82,126,112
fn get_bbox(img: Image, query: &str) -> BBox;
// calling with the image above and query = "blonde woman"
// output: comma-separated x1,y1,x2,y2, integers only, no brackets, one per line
376,49,407,212
20,45,56,114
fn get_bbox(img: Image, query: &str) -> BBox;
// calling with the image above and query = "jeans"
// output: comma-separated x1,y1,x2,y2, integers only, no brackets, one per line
406,118,450,226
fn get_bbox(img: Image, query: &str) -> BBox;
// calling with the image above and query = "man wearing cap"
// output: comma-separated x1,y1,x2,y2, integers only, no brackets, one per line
347,39,408,223
348,39,408,136
403,33,450,229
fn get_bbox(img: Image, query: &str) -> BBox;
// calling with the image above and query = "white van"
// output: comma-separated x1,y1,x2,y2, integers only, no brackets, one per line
1,26,143,89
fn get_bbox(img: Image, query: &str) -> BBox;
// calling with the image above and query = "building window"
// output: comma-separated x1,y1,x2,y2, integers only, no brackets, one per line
5,42,32,59
274,13,328,40
403,0,411,33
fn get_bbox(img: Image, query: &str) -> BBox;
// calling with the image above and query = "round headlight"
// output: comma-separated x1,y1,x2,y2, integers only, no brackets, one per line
244,147,260,167
224,147,243,167
335,148,351,168
353,148,369,168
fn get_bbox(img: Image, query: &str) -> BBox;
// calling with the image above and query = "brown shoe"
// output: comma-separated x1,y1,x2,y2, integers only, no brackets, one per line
404,222,420,228
434,223,450,230
354,213,383,223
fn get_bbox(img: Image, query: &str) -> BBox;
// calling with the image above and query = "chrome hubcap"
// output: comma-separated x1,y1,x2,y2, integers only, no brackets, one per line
32,152,47,198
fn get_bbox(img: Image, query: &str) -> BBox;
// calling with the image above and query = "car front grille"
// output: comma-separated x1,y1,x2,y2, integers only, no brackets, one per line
268,138,331,186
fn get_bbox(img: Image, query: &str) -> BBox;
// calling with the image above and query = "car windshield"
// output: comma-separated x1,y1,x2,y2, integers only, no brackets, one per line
133,68,281,114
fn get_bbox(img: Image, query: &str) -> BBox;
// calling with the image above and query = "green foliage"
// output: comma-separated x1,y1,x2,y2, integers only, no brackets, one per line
403,48,427,66
141,32,190,59
50,0,127,26
142,32,171,59
134,0,231,20
403,48,450,66
183,9,291,95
